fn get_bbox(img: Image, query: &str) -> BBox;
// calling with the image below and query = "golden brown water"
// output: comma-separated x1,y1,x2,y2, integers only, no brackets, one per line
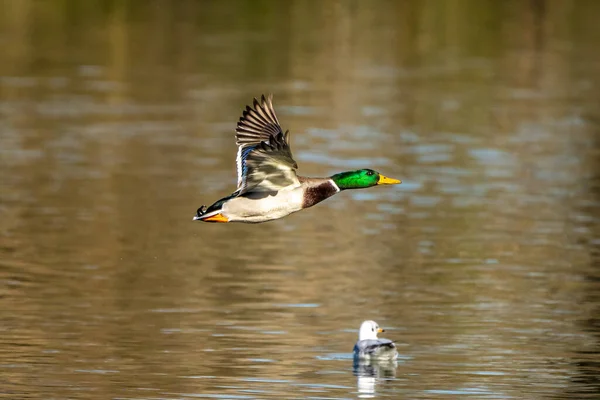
2,1,600,398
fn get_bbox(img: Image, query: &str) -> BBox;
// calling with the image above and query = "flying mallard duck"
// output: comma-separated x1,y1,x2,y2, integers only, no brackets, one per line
353,320,398,361
193,95,401,223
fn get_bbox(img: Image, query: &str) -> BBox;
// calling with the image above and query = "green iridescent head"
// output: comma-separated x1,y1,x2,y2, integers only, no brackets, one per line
330,169,401,190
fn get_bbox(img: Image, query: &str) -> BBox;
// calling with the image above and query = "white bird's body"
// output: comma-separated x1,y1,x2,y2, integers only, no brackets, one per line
353,320,398,361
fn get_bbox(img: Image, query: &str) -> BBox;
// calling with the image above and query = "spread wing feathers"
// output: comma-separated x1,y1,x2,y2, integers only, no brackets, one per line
236,94,286,145
235,95,299,193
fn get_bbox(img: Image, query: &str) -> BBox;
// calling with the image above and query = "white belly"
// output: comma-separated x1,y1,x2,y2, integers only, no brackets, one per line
221,187,304,223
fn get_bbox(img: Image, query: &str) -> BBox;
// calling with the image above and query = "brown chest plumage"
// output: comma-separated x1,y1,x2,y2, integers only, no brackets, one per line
301,179,339,208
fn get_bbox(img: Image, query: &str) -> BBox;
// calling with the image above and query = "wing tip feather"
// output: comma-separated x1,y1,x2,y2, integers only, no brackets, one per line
235,93,282,140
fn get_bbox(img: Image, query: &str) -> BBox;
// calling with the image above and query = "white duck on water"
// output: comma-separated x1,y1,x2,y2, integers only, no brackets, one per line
353,320,398,361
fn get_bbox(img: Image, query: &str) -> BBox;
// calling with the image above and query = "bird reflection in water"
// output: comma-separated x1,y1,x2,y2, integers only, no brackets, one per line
353,358,397,398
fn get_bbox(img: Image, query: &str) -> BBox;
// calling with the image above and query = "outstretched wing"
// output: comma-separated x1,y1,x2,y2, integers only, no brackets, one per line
235,94,299,194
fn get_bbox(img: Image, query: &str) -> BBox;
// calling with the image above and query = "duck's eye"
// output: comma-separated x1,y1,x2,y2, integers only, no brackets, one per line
366,171,374,176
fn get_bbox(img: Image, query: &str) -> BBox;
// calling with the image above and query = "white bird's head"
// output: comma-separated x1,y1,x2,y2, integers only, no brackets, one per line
359,320,384,341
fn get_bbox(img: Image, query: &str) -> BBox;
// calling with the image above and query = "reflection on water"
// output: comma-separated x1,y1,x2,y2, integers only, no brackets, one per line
2,0,600,398
354,359,397,398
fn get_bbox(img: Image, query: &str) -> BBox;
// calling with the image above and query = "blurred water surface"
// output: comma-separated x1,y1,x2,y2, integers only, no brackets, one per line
2,0,600,398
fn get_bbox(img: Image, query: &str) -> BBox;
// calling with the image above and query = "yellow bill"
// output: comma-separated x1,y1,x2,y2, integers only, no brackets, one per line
377,175,402,185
